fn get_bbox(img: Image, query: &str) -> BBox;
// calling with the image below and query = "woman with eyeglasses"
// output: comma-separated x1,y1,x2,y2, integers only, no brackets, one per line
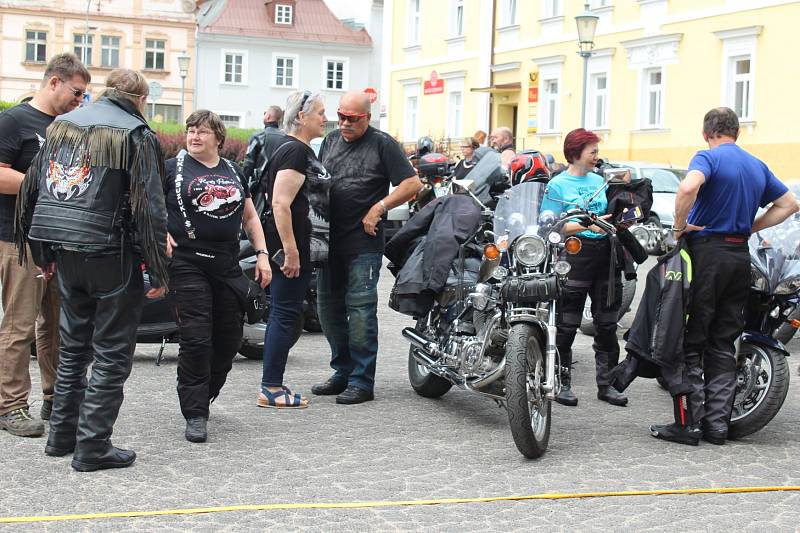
164,109,272,443
259,90,331,409
452,137,480,180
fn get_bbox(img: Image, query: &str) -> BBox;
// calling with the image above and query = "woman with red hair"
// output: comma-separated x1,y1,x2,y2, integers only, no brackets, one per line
540,128,628,408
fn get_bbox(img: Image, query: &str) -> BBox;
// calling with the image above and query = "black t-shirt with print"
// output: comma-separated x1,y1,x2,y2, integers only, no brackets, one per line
0,103,56,242
164,154,250,256
263,136,330,269
319,127,416,255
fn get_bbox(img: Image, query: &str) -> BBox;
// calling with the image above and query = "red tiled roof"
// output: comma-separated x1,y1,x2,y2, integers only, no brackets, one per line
202,0,372,46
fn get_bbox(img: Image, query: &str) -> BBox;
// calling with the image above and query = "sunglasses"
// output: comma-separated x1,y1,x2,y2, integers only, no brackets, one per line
60,79,86,98
337,111,368,123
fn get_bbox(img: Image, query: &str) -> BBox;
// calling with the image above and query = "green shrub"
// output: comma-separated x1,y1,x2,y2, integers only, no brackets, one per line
155,131,248,164
149,121,258,143
0,101,17,113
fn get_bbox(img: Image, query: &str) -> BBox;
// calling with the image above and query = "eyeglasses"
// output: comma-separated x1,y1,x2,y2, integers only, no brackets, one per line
187,128,215,137
336,110,368,123
60,79,86,98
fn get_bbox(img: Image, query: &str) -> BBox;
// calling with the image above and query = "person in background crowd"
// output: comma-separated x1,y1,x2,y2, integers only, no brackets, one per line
243,105,285,189
540,128,629,409
258,90,330,409
489,127,516,169
473,130,487,146
0,53,89,438
650,107,797,446
17,68,169,471
452,137,480,180
164,110,271,443
312,91,421,405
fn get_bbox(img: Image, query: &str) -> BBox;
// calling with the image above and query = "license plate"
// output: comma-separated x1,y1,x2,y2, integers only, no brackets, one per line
434,186,448,198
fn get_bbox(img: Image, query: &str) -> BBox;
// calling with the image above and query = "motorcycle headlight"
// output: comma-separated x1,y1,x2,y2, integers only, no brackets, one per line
469,283,493,311
776,276,800,295
631,226,651,249
514,235,547,267
751,266,768,292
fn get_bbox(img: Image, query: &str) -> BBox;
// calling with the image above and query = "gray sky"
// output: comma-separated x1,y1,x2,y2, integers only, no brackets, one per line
323,0,371,24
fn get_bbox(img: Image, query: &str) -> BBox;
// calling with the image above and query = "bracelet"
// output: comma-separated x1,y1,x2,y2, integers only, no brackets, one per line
255,249,269,257
379,199,387,213
673,225,686,232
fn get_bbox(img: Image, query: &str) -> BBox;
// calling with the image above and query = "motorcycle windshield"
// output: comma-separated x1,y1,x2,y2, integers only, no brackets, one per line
493,181,548,246
750,197,800,289
466,150,504,203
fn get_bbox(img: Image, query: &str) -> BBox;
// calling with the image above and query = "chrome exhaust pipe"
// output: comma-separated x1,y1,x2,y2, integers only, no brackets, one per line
402,327,440,358
469,357,505,389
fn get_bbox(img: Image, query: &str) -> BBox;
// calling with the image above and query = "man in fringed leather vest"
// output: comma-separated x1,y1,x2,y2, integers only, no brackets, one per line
16,68,169,472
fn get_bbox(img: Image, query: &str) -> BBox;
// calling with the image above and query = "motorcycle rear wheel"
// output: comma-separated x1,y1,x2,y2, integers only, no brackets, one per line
729,343,790,439
505,324,551,458
408,315,452,398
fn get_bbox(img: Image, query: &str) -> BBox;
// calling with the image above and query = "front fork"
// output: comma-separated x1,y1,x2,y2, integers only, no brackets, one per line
543,299,559,400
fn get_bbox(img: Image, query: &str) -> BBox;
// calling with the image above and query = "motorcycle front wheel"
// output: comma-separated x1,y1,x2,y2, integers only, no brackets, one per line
505,324,551,458
408,314,452,398
729,342,790,439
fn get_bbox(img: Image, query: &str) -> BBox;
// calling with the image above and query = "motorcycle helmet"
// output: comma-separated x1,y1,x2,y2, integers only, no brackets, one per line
510,152,551,186
416,136,434,157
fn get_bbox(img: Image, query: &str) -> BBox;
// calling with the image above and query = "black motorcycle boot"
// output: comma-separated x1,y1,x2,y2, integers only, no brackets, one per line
71,440,136,472
649,394,701,446
555,371,578,406
597,386,628,406
45,431,76,457
185,417,208,443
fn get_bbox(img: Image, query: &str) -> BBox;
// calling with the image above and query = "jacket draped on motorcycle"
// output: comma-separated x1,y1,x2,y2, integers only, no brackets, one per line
15,95,169,288
611,240,692,394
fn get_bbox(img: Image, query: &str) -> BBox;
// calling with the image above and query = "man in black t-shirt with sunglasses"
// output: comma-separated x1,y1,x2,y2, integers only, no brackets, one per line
313,92,421,404
0,53,90,438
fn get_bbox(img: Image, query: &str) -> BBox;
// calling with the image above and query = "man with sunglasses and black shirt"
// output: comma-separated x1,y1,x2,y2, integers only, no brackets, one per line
0,53,90,438
312,91,421,404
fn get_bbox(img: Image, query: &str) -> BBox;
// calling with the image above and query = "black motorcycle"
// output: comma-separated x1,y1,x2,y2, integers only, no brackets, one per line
140,241,320,364
730,217,799,437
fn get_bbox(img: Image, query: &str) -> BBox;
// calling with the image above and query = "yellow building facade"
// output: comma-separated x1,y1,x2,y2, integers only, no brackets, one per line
385,0,800,178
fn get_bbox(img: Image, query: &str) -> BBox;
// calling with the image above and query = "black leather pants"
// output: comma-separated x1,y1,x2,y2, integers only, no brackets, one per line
49,251,143,451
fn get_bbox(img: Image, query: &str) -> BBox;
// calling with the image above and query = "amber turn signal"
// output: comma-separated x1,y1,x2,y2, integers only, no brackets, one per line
484,243,501,260
790,319,800,329
564,236,582,254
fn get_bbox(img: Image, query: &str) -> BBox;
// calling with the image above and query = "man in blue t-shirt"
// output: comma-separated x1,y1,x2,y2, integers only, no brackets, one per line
650,107,798,447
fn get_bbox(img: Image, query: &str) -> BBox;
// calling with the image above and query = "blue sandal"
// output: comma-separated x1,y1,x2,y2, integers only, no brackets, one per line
257,387,308,409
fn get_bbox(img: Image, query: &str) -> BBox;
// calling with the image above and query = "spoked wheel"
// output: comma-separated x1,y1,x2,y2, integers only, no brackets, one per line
505,324,551,458
729,343,790,439
407,311,452,398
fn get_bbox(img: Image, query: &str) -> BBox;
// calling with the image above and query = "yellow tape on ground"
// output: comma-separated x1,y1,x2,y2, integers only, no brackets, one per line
2,486,799,524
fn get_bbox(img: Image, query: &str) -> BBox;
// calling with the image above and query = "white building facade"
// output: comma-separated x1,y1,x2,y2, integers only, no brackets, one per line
195,0,373,130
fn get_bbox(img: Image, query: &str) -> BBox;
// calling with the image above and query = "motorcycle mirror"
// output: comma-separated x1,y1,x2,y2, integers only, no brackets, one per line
452,179,474,191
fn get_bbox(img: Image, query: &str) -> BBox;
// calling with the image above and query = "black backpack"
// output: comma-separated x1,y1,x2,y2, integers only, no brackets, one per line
606,178,654,222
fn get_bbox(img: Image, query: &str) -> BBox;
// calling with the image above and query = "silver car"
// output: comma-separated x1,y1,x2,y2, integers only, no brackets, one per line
611,161,687,230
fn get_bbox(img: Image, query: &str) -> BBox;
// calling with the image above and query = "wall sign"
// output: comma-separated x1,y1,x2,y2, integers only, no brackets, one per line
423,70,444,95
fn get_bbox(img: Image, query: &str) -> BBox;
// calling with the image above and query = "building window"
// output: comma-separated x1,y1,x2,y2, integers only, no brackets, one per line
73,34,93,65
274,55,296,87
101,36,120,68
324,59,346,91
451,0,464,37
543,0,562,18
447,91,463,139
275,4,293,24
145,103,181,124
729,55,752,120
501,0,517,26
26,31,47,63
542,78,560,132
407,0,420,45
403,85,419,142
144,39,166,70
219,114,242,128
642,67,663,128
223,52,245,84
588,72,608,129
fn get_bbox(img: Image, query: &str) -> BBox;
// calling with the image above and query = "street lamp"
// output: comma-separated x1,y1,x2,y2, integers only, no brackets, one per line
575,3,599,129
84,0,92,65
177,54,191,121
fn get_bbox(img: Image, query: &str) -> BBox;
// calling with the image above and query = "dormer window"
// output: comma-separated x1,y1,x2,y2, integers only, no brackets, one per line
276,4,293,24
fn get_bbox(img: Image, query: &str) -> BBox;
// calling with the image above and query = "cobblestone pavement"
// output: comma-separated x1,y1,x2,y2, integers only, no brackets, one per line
1,260,799,532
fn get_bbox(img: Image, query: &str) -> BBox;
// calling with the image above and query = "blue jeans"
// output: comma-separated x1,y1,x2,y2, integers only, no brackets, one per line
317,252,382,392
261,268,312,388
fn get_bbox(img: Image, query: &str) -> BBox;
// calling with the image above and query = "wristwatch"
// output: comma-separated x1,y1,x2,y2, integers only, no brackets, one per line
255,249,269,257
